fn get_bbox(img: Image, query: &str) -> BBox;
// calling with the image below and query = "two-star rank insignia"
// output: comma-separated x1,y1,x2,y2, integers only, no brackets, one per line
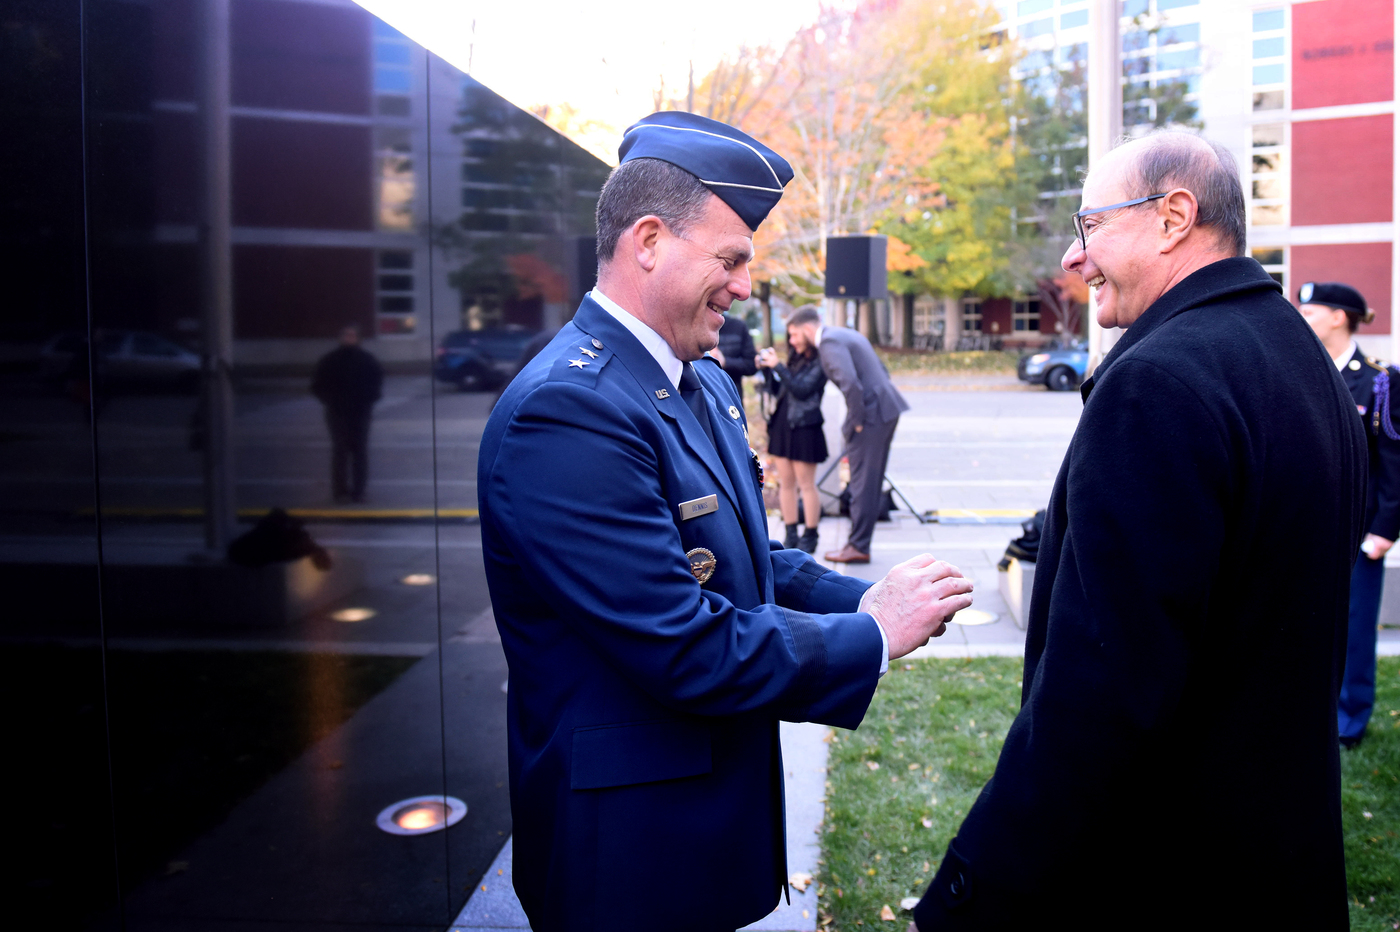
568,359,589,369
579,347,599,358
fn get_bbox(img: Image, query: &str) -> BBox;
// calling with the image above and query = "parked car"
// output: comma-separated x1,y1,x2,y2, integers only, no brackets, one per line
433,327,539,391
39,329,201,392
1017,342,1088,391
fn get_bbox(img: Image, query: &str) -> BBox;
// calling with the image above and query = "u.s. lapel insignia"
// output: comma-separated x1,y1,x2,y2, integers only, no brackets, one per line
580,346,600,359
655,388,671,399
686,547,717,584
728,405,740,419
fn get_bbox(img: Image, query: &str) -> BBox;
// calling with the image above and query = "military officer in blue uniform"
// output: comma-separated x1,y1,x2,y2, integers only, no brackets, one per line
1298,281,1400,748
477,112,974,932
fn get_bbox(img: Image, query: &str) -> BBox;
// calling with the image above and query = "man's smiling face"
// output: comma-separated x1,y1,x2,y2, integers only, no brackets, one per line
651,194,754,360
1061,149,1166,330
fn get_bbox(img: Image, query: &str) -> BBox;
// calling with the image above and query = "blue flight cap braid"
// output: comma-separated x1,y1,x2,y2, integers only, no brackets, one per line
618,112,794,231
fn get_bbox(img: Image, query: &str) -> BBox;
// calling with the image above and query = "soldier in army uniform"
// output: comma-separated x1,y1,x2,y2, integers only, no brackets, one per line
1298,281,1400,748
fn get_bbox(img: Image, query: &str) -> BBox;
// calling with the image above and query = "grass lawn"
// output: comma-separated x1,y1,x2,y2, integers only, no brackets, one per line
818,656,1400,929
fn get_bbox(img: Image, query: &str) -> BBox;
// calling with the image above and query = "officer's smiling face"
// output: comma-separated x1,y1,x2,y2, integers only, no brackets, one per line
654,194,754,360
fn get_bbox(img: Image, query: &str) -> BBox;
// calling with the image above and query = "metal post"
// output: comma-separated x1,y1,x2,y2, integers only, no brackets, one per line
758,280,773,348
201,0,237,552
1086,0,1123,373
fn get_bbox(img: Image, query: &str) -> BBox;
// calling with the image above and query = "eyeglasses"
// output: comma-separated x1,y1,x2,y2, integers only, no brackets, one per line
1071,194,1167,251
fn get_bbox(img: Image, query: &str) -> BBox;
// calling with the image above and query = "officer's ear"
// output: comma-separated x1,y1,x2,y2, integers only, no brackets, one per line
629,215,666,272
1157,187,1199,254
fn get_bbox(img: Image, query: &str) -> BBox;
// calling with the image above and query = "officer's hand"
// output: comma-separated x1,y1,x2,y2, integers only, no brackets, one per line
1363,533,1394,560
859,553,973,659
709,347,727,367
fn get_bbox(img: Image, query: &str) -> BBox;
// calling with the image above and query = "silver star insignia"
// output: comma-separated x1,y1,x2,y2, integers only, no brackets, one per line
579,347,599,358
568,358,589,369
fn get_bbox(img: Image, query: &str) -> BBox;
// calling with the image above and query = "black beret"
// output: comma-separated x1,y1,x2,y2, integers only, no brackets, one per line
618,112,794,231
1298,281,1368,317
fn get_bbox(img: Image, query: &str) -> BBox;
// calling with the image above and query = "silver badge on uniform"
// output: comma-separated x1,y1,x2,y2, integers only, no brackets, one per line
686,547,717,584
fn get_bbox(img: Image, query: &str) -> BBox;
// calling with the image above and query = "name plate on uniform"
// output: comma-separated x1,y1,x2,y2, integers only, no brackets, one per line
678,494,718,521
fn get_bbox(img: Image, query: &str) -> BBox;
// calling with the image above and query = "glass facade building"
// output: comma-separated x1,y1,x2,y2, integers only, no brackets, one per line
1,1,608,928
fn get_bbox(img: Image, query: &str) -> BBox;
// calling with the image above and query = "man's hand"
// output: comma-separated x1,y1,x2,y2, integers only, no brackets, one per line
854,424,863,433
858,553,974,658
708,347,727,367
1363,533,1394,560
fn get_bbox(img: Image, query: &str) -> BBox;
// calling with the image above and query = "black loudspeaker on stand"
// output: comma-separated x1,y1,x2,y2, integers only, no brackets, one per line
824,235,889,300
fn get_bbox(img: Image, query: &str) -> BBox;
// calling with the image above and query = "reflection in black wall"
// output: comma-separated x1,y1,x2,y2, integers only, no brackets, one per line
1,1,606,928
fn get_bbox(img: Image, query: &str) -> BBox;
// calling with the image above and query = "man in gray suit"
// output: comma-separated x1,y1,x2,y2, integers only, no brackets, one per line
787,306,910,563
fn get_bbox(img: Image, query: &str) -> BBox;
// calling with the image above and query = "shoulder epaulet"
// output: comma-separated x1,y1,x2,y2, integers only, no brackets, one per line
696,355,723,369
1365,355,1389,373
548,337,613,384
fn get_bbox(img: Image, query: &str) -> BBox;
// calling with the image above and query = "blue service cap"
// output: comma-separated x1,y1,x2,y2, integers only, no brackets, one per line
618,112,794,231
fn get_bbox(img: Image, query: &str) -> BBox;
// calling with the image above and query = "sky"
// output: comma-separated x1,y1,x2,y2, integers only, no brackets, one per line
352,0,834,163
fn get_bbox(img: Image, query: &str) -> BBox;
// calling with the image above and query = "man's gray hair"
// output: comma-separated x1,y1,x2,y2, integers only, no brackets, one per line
786,305,822,328
595,158,713,263
1121,131,1246,256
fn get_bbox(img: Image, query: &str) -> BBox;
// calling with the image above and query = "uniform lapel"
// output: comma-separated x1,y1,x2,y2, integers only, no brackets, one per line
571,300,745,523
697,365,774,597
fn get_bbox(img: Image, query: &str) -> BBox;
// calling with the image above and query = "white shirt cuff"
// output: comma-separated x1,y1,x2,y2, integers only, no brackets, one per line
875,617,889,676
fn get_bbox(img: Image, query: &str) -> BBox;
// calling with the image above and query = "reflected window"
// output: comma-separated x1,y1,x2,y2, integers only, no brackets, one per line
373,18,413,116
375,128,414,231
377,250,415,335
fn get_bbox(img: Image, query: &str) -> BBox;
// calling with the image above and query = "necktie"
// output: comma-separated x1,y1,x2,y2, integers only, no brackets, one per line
679,362,716,449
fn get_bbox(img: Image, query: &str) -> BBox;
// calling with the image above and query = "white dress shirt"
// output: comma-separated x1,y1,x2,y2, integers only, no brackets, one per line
591,288,684,389
1332,339,1359,372
591,289,889,674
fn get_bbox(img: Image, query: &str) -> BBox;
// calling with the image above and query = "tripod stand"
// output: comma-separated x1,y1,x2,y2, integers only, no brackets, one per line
815,453,930,525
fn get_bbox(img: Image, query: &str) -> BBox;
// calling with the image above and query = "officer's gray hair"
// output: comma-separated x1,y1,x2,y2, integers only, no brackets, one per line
595,158,713,264
1122,131,1247,256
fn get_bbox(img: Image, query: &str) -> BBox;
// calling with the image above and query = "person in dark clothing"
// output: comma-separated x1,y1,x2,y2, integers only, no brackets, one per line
756,310,828,553
707,312,757,397
312,325,383,503
1297,280,1400,749
912,132,1365,931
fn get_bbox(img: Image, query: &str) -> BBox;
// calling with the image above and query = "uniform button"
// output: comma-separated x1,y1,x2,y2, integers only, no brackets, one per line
949,871,966,897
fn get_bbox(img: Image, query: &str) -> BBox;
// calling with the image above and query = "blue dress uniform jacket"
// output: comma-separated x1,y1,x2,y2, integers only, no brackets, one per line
478,297,884,932
914,258,1366,931
1340,346,1400,541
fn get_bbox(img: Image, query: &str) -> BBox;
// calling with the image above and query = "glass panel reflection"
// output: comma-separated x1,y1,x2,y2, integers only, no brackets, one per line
4,0,606,927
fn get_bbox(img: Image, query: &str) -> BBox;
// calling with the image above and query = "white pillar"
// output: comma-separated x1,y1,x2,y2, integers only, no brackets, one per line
1086,0,1123,372
1392,0,1400,364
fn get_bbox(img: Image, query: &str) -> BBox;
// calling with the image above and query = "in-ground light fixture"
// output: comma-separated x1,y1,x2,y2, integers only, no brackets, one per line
375,795,467,836
400,573,436,586
331,607,377,622
948,609,999,626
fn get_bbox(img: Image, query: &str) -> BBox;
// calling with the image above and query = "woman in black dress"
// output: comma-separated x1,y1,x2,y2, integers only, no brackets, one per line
756,314,828,554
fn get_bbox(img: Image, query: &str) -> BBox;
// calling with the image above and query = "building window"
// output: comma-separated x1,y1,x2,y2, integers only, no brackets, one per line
1252,247,1286,290
961,299,983,332
1012,299,1041,332
373,19,413,117
1250,131,1287,228
375,128,414,231
377,250,415,335
1251,7,1287,111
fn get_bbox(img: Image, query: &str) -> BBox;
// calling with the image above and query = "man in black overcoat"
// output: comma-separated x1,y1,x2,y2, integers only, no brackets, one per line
708,311,757,398
311,325,383,503
913,132,1366,930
